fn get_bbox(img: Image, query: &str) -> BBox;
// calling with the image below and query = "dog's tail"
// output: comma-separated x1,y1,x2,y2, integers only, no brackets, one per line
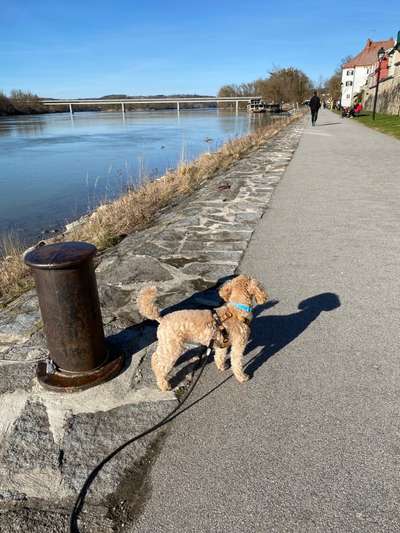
137,286,162,322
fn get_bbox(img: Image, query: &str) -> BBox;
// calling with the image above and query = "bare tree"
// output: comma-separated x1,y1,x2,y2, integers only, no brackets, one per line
218,67,313,105
0,92,15,115
9,90,46,114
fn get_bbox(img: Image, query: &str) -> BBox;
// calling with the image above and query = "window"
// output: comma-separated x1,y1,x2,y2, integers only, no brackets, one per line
345,81,353,86
346,69,354,75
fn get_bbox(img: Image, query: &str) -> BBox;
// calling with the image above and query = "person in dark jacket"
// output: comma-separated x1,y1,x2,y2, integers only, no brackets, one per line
309,91,321,126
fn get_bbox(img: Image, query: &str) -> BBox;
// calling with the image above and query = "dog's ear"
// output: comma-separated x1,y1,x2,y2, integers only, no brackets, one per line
219,280,233,302
249,278,268,305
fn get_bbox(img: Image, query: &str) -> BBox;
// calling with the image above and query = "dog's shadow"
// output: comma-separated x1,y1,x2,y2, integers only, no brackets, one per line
245,292,341,376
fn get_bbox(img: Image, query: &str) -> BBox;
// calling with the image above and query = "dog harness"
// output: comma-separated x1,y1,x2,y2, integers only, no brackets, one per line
211,309,231,348
211,305,252,349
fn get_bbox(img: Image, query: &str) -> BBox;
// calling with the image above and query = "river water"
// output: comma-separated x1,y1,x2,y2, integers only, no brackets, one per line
0,109,271,249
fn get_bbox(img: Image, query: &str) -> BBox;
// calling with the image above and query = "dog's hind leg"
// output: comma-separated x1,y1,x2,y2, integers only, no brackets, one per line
214,347,229,371
230,337,249,383
151,351,169,392
152,339,184,391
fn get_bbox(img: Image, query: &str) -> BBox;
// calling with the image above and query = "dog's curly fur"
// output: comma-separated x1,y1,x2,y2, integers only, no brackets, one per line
137,275,267,391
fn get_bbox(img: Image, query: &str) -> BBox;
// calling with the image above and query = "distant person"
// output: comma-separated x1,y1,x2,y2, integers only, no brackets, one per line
348,103,362,117
353,102,363,116
309,91,321,126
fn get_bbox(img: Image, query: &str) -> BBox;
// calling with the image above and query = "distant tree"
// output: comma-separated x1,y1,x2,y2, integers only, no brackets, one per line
262,67,313,103
9,90,46,114
326,68,342,102
219,67,313,106
217,84,238,108
0,92,15,115
254,78,269,97
217,85,238,97
237,82,256,96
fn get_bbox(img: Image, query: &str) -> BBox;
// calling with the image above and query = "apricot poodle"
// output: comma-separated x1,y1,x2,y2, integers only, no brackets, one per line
137,275,267,391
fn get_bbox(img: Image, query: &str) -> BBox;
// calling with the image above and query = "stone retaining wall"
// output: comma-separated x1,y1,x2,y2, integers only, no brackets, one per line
363,76,400,115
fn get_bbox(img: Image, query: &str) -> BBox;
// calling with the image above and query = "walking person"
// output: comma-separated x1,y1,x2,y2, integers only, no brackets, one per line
309,91,321,126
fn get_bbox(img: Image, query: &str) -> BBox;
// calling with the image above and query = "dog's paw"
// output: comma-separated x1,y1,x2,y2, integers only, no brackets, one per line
236,372,250,383
216,362,229,372
158,380,172,392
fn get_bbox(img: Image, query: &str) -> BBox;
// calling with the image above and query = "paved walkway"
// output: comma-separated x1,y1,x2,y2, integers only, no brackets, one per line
130,110,400,533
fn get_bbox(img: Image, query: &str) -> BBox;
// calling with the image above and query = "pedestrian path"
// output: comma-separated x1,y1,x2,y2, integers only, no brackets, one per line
130,110,400,533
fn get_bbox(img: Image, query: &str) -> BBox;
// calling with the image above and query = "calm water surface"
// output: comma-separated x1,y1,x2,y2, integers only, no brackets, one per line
0,109,270,248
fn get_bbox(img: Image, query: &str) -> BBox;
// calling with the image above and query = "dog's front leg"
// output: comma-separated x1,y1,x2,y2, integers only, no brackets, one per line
214,347,229,371
230,337,249,383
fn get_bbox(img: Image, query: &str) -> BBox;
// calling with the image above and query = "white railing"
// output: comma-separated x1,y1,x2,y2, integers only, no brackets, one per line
41,96,259,117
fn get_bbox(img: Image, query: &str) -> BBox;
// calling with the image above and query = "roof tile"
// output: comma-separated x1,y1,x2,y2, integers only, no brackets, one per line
343,38,395,68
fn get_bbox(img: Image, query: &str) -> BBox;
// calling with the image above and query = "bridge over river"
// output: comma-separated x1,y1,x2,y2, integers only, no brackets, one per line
41,96,257,117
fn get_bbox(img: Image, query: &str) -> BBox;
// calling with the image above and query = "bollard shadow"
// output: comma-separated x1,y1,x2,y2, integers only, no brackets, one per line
317,122,342,126
245,292,341,376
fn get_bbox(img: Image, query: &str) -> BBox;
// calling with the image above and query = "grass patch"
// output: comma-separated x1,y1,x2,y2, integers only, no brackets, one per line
0,234,34,306
0,113,302,305
355,112,400,140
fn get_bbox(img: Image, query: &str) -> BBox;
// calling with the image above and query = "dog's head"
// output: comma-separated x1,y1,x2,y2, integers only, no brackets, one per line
218,275,268,306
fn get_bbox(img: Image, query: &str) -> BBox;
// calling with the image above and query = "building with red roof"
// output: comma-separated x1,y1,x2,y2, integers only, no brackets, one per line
341,38,394,106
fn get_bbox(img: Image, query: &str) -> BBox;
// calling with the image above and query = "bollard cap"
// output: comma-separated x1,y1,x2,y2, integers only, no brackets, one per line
24,241,97,270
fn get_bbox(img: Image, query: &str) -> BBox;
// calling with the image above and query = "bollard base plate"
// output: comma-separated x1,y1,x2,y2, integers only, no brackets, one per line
36,354,124,393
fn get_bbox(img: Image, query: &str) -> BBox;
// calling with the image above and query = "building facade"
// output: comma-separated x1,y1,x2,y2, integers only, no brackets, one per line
340,38,395,107
362,47,400,114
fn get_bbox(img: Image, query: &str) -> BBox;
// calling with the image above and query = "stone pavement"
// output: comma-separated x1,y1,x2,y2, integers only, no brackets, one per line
0,117,304,531
127,110,400,533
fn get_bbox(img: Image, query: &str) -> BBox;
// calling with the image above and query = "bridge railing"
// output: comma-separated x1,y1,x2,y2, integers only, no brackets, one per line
41,96,259,117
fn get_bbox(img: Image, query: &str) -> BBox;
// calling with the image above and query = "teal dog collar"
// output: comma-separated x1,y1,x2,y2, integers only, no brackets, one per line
230,302,253,313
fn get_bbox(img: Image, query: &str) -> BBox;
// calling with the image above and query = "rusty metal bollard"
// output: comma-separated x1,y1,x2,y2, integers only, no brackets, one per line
24,241,123,392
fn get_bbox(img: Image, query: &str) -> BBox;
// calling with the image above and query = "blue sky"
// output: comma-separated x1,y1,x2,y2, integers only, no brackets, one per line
1,0,399,98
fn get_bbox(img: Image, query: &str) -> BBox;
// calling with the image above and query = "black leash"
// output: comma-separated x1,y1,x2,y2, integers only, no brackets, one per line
69,342,212,532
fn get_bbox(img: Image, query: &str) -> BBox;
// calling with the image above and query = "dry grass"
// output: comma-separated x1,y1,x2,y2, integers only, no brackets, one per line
0,113,301,305
0,234,33,305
